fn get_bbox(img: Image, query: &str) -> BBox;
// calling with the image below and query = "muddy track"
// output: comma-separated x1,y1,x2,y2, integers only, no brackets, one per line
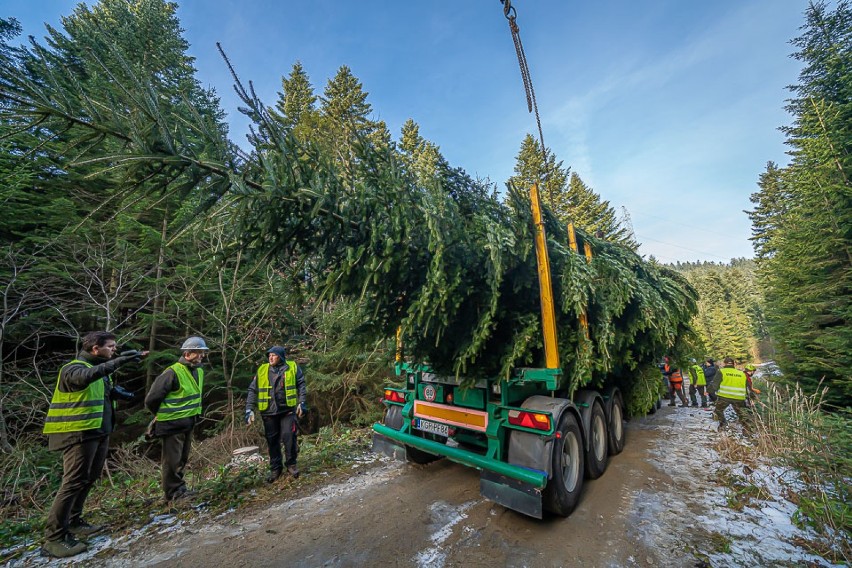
21,406,836,568
88,412,677,568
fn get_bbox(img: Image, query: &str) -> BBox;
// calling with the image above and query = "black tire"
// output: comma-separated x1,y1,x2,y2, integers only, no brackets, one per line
405,441,442,464
383,405,403,430
607,397,626,455
405,424,444,464
543,411,584,516
584,401,609,480
384,406,442,464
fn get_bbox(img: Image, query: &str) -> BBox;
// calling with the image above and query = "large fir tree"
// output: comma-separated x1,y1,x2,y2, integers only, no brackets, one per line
269,61,318,140
509,134,635,248
747,0,851,407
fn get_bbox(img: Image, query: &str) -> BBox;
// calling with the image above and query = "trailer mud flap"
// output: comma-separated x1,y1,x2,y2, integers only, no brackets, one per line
372,432,407,461
480,470,543,519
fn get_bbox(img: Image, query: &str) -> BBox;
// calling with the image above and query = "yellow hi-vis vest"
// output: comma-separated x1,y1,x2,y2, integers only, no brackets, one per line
43,360,107,434
256,361,298,411
689,365,706,386
156,363,203,421
717,367,747,400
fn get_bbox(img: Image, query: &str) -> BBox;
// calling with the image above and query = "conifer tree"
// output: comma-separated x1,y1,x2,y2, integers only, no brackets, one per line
319,65,391,185
399,119,443,187
565,172,633,246
509,134,569,213
269,61,318,139
509,135,635,248
747,0,851,406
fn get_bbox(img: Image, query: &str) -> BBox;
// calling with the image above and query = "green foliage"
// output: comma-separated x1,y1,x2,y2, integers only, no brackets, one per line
674,259,768,362
748,381,852,562
0,424,375,552
747,1,852,407
0,10,697,419
509,134,636,248
623,364,666,418
301,299,389,427
269,61,318,136
0,439,62,546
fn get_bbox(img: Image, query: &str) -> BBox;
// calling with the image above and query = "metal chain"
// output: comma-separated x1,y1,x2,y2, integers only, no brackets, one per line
501,0,551,203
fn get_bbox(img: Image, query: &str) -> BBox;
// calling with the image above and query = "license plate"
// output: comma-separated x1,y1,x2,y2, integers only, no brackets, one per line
415,419,449,437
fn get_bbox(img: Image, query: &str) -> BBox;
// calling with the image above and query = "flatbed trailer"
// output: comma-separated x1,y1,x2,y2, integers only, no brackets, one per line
372,185,627,518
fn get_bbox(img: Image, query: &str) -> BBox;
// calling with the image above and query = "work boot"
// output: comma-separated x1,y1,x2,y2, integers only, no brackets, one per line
69,519,104,537
667,402,676,407
287,465,300,479
266,469,282,483
41,535,87,558
169,487,196,502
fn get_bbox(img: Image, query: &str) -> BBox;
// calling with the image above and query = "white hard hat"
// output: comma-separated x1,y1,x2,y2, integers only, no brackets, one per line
180,336,209,351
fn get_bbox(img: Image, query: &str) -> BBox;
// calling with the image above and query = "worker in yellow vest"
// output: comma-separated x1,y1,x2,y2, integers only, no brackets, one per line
710,357,753,431
245,346,307,482
42,331,146,558
687,359,708,408
145,337,208,501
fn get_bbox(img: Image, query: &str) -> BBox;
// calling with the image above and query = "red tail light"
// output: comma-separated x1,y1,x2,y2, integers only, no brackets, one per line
384,389,406,404
507,410,551,431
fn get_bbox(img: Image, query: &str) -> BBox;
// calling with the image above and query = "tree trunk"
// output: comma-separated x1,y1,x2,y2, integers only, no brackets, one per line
146,211,168,390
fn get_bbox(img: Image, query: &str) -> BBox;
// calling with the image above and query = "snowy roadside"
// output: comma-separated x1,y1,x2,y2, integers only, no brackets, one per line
633,403,844,567
3,452,401,568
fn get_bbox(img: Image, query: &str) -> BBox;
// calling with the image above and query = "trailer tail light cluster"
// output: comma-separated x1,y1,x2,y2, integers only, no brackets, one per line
384,389,406,404
508,410,551,431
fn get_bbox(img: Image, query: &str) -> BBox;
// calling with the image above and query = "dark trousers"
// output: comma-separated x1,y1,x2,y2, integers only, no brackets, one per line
262,412,298,472
668,382,687,405
714,397,752,430
689,384,707,406
45,436,109,542
161,430,192,499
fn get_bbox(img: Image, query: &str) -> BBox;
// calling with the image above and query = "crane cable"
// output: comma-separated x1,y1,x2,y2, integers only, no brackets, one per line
500,0,551,203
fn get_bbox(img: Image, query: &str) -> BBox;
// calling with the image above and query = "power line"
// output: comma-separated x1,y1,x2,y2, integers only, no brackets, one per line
635,234,730,260
629,207,736,239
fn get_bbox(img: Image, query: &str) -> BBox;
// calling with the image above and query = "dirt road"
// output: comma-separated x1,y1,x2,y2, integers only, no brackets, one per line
74,408,702,568
20,402,836,567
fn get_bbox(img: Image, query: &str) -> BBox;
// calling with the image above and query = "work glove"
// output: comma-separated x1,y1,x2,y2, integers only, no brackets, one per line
296,402,307,418
120,350,144,364
112,385,136,402
245,410,255,425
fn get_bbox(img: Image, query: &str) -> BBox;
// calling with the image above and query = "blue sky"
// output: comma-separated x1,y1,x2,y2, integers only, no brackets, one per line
7,1,806,263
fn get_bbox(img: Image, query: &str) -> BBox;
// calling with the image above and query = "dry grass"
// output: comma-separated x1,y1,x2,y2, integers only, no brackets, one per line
0,420,374,559
715,377,851,564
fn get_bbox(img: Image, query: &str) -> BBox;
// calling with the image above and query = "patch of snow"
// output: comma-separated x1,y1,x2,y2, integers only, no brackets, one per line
636,405,845,567
413,500,476,568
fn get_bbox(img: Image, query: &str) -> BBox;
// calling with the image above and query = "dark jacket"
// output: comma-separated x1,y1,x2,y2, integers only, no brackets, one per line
245,360,307,416
47,350,134,451
702,364,718,392
145,357,202,437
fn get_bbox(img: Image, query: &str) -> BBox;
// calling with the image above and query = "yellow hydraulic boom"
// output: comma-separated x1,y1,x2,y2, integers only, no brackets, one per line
529,183,560,369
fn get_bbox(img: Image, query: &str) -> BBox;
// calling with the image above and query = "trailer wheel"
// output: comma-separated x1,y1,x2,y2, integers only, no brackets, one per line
543,412,584,516
405,430,444,464
608,397,626,455
383,405,403,430
584,401,609,479
405,443,441,464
